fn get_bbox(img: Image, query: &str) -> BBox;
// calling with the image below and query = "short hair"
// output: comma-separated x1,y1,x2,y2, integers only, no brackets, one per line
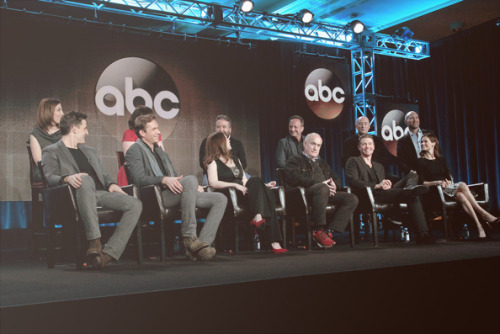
304,132,322,144
405,111,418,122
358,134,375,147
36,98,62,131
128,105,154,129
134,114,157,138
215,115,231,127
60,111,87,136
289,115,304,126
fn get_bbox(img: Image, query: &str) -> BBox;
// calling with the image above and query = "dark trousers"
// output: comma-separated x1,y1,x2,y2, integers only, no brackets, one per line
373,173,429,235
305,183,359,233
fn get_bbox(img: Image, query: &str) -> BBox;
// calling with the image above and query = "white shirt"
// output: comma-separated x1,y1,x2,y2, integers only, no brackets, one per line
410,128,423,157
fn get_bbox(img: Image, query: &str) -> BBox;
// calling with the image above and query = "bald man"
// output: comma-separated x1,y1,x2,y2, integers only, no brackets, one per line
396,111,427,174
284,133,358,248
342,116,387,168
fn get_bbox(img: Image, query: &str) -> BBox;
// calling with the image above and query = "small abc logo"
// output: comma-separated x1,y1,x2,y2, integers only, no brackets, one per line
304,68,346,120
95,57,180,120
380,109,410,156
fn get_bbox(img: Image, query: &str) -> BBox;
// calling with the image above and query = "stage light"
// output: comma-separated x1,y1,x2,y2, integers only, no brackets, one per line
207,4,223,23
297,9,314,24
393,27,414,41
238,0,254,13
350,20,365,34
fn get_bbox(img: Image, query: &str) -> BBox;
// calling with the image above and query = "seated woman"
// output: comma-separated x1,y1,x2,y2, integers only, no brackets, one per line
29,98,64,181
117,105,164,186
204,132,287,253
418,133,499,239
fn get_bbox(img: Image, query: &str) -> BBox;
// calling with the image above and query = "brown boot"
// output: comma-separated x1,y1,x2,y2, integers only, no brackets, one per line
183,236,209,253
86,238,102,257
91,252,113,270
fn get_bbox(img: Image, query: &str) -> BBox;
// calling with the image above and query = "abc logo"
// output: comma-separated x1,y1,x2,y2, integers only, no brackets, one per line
95,57,180,120
304,68,346,120
380,109,410,156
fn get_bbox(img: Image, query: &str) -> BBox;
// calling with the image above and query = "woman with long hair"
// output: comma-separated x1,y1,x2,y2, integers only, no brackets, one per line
204,132,287,253
418,133,499,239
29,98,64,181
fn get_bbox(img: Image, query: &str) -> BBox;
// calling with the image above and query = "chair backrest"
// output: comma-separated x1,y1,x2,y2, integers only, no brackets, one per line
276,168,286,187
27,145,41,186
116,151,125,168
36,160,48,188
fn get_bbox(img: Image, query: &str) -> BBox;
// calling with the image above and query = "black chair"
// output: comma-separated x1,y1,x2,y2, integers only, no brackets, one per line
27,145,46,254
38,161,143,269
276,168,355,249
422,183,489,239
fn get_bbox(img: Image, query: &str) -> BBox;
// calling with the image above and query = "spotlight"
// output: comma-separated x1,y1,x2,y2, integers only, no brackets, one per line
297,9,314,24
350,20,365,34
238,0,254,13
207,4,223,23
393,27,414,41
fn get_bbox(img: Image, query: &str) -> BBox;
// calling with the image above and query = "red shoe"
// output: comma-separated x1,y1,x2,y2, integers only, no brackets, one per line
250,218,266,230
313,229,335,248
272,248,288,254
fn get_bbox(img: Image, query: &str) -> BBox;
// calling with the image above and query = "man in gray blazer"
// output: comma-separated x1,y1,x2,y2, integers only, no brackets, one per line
345,134,434,244
42,111,142,269
126,113,227,261
276,115,305,168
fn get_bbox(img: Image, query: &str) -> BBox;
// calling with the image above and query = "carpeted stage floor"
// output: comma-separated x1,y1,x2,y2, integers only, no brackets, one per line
1,236,499,333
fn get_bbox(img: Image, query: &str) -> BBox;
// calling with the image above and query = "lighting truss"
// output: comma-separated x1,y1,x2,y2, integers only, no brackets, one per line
30,0,429,59
351,49,377,134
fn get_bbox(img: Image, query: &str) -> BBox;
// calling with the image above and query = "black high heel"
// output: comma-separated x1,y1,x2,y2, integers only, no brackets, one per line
479,221,493,240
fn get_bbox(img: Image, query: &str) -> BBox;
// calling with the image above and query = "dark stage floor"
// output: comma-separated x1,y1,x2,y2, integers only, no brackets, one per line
1,234,500,333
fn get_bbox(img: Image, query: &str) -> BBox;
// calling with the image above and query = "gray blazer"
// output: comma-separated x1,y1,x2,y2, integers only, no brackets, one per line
345,156,386,190
276,135,304,168
125,142,177,187
42,140,116,189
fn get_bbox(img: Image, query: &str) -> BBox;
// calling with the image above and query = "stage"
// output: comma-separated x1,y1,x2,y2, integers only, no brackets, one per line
1,235,499,333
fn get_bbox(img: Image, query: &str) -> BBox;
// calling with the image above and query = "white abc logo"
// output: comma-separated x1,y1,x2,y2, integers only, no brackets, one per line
304,80,346,104
381,120,410,141
95,77,180,120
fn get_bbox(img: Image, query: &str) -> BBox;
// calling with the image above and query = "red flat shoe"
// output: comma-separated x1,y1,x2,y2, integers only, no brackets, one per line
272,248,288,254
250,218,266,230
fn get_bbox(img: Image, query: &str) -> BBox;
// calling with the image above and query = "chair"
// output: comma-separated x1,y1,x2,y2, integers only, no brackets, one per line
276,168,355,249
116,151,125,168
38,161,143,270
422,183,489,240
27,145,46,254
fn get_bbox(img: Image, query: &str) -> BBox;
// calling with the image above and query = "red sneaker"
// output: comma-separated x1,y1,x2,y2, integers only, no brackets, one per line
313,229,335,248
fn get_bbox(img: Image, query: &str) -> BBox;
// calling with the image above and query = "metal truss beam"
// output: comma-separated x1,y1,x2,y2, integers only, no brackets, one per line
351,48,377,134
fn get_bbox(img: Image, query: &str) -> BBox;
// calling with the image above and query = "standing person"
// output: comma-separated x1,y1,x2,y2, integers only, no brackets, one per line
397,111,425,174
117,106,164,186
345,134,434,244
29,98,64,181
199,115,247,184
126,113,227,261
284,133,359,248
418,133,499,239
341,116,387,168
42,111,142,269
205,132,287,253
276,115,305,168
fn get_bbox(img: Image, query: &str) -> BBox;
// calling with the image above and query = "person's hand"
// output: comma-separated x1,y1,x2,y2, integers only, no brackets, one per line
375,179,392,190
441,179,452,187
265,181,276,188
323,178,337,196
162,176,184,194
235,184,248,195
108,184,126,194
66,173,88,189
197,185,205,193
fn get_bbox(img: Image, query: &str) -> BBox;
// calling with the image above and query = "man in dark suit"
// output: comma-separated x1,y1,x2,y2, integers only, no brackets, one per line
126,113,227,261
341,116,387,168
345,134,434,244
42,111,142,269
199,115,247,183
397,111,424,174
284,133,359,248
276,115,305,168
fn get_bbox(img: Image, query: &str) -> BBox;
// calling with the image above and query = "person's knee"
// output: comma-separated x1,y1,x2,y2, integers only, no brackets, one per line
316,184,329,197
79,175,95,188
214,193,227,206
455,192,466,202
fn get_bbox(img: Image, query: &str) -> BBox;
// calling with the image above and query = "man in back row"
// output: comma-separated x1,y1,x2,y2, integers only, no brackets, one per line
276,115,305,168
126,112,227,260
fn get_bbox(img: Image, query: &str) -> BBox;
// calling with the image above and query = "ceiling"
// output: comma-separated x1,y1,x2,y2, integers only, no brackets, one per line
4,0,500,43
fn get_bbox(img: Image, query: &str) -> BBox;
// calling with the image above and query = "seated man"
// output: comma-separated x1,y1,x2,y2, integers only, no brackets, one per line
42,111,142,269
276,115,305,168
284,133,359,248
345,134,434,244
126,112,227,261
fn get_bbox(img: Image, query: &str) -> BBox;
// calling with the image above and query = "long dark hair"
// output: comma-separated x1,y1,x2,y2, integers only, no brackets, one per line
204,132,232,168
421,133,441,158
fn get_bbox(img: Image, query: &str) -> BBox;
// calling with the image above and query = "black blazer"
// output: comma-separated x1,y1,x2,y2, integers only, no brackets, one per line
396,133,419,174
345,156,386,190
341,134,387,168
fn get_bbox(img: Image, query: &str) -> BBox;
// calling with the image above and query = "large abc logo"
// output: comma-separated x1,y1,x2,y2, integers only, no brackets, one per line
304,68,346,120
95,57,180,121
381,109,410,156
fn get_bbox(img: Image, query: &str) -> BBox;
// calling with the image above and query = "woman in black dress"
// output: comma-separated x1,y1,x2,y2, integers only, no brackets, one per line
418,133,499,239
204,132,287,253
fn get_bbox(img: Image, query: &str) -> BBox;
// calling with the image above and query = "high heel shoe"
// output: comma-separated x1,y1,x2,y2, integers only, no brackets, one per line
479,221,493,240
250,218,266,230
490,217,500,226
272,248,288,254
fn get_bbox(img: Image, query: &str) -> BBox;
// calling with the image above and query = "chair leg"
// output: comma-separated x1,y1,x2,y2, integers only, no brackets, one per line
281,216,287,248
47,221,55,269
443,209,449,241
74,220,84,271
136,223,143,265
372,211,379,246
160,220,166,262
234,220,239,254
306,215,313,251
349,215,355,248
